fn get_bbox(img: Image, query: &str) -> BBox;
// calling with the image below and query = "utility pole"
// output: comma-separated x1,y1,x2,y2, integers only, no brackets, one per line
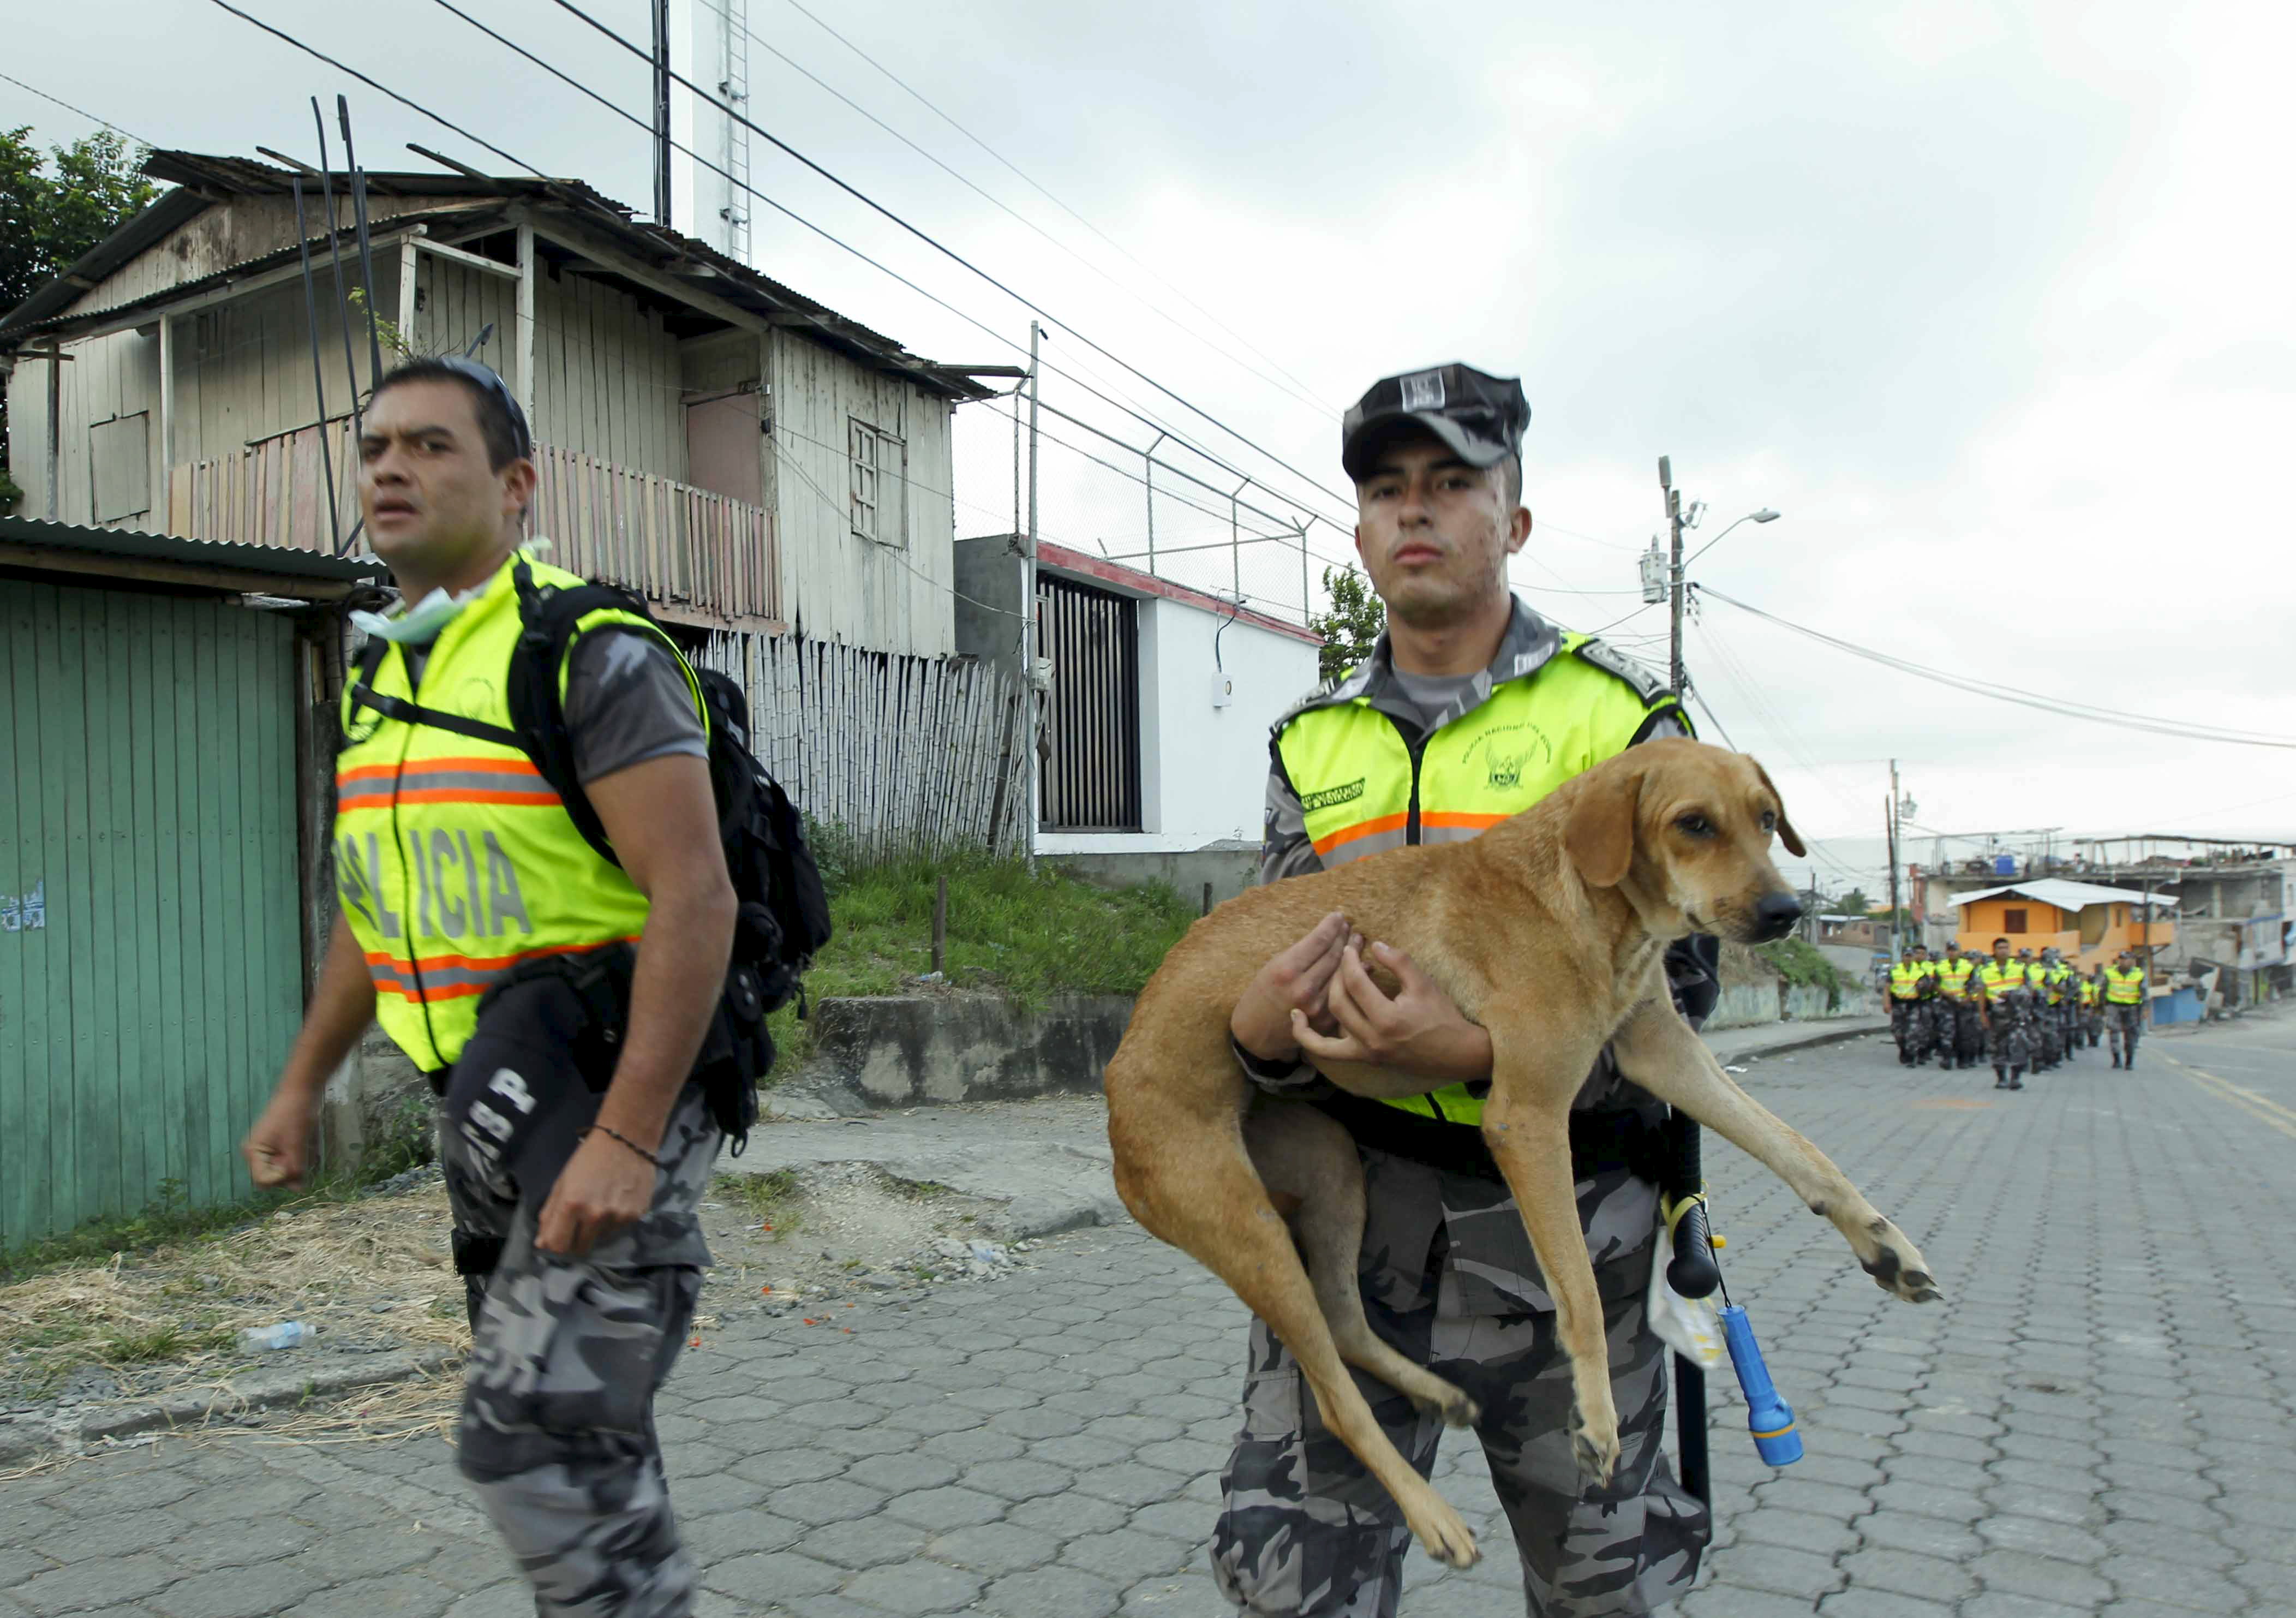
1886,758,1903,963
650,0,673,228
1659,455,1687,695
1023,320,1043,874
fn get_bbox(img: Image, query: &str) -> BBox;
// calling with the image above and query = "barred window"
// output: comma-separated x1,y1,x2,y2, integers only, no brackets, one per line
848,418,906,548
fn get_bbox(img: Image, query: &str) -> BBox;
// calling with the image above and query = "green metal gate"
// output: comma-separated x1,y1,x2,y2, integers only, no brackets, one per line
1,577,303,1245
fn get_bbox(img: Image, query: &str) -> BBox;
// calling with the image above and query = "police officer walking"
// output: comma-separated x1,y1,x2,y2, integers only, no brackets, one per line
1887,945,1938,1067
1933,943,1980,1070
2103,950,2148,1068
2078,968,2103,1048
2019,949,2062,1071
1976,938,2031,1090
242,359,737,1616
1216,364,1711,1616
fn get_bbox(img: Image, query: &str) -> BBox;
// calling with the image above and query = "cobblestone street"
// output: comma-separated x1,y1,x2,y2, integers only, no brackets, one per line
0,1012,2290,1617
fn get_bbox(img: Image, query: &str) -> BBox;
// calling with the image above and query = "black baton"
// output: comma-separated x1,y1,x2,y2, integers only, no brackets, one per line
1663,1107,1720,1507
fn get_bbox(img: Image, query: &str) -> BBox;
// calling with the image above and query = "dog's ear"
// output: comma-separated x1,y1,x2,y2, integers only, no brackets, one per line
1565,756,1643,888
1750,760,1807,856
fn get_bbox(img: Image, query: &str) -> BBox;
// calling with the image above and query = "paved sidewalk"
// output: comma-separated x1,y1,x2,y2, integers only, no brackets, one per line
0,1016,2289,1616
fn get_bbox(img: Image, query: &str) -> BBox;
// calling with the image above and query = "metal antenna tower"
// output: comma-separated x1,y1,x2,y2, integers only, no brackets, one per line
716,0,752,261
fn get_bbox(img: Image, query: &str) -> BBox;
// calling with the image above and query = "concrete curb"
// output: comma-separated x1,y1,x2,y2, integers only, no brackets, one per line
0,1345,462,1467
1712,1018,1890,1065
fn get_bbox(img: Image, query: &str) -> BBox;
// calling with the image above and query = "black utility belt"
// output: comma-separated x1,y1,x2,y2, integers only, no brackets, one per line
1312,1092,1667,1186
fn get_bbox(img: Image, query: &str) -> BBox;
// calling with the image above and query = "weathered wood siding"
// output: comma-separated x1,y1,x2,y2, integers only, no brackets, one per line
0,580,302,1242
60,194,486,323
768,330,957,656
174,267,402,463
3,328,160,525
411,250,518,395
530,266,686,482
698,631,1029,863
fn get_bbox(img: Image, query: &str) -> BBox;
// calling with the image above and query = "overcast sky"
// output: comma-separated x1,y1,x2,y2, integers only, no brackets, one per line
9,0,2291,893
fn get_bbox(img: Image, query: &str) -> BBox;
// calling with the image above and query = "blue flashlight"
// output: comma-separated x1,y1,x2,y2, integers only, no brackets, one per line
1719,1304,1802,1466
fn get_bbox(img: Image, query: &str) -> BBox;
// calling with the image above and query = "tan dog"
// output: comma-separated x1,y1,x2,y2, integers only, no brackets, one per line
1104,738,1942,1569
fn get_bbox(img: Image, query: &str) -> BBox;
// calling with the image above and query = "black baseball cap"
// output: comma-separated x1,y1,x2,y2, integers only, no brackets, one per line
1341,363,1530,482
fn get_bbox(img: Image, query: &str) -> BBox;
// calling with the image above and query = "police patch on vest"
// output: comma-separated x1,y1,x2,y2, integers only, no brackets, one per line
1460,720,1552,790
1299,778,1367,814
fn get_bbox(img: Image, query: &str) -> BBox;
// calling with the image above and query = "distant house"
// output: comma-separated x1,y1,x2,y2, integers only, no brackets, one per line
1815,914,1881,947
953,536,1322,895
0,148,1003,654
1950,880,2179,970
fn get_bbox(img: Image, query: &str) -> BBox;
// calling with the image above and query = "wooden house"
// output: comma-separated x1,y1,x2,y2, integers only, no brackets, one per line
0,150,1006,655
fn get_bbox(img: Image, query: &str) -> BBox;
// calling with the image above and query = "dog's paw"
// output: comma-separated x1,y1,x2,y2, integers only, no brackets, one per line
1404,1492,1481,1570
1857,1217,1944,1304
1568,1404,1621,1486
1412,1384,1481,1430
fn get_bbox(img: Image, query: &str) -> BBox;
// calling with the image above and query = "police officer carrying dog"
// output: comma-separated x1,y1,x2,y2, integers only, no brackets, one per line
242,358,736,1615
1976,937,2031,1089
1217,365,1713,1616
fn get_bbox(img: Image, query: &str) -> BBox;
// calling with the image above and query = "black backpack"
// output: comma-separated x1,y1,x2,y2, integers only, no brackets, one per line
347,557,830,1152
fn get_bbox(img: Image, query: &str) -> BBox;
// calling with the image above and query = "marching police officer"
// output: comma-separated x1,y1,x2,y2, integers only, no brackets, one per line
2103,950,2148,1068
242,358,737,1615
1888,944,1938,1066
1976,937,2031,1089
2078,968,2103,1048
1218,363,1712,1615
2018,949,2061,1071
1933,943,1980,1070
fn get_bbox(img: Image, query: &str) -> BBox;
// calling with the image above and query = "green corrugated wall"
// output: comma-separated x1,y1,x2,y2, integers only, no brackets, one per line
1,578,303,1245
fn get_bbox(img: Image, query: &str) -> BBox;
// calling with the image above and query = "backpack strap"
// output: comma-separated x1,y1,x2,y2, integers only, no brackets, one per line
503,554,686,869
344,634,524,750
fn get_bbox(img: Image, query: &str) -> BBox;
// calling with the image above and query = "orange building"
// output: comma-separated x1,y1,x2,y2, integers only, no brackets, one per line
1950,880,2178,972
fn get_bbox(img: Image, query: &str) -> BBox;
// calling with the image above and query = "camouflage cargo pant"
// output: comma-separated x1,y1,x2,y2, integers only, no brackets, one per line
1212,1145,1707,1617
1984,996,2030,1071
2108,1004,2144,1063
1943,999,1983,1066
1888,1000,1932,1063
443,1083,721,1617
2034,1001,2064,1067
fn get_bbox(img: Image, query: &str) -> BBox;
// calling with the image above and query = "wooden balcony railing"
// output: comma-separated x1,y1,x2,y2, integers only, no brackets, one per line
166,422,778,623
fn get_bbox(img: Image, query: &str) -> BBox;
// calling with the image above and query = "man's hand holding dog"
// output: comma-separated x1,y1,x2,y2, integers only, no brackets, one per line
1292,936,1492,1083
1231,914,1492,1084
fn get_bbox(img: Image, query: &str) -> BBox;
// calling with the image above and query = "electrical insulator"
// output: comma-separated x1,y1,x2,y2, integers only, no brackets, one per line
1639,541,1669,604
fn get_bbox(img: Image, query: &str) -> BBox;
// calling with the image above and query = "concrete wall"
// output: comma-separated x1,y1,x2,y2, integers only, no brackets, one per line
804,993,1131,1107
952,534,1027,679
1051,843,1263,910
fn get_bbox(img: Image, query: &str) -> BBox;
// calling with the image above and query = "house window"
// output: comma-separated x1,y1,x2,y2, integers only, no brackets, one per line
2004,908,2028,934
88,412,151,523
848,417,906,548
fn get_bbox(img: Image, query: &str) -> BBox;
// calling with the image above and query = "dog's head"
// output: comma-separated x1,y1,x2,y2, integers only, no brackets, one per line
1563,737,1807,943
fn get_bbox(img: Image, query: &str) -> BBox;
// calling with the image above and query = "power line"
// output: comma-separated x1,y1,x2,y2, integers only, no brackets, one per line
0,71,155,148
207,0,544,178
772,0,1336,415
412,0,1360,543
689,0,1335,424
546,0,1366,527
1699,585,2296,751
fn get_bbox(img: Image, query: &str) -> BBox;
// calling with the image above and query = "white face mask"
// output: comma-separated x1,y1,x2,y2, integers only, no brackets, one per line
350,540,553,644
350,586,482,645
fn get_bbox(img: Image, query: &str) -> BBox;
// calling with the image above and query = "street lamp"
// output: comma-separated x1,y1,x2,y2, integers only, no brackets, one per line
1684,507,1780,570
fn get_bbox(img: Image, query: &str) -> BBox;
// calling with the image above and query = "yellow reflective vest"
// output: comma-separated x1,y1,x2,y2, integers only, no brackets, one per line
333,552,704,1072
1935,958,1975,999
1888,962,1930,1000
2078,977,2100,1007
1976,960,2025,998
1275,630,1680,1125
2103,965,2146,1005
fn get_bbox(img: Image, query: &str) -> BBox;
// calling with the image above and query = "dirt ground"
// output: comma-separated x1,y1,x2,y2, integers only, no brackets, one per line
0,1156,1038,1442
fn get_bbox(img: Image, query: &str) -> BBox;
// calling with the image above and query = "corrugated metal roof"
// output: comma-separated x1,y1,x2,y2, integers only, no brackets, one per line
0,151,1000,402
1949,879,2179,911
0,515,389,588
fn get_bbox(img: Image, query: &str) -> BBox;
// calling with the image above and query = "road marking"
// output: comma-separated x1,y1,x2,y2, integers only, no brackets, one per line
2160,1052,2296,1143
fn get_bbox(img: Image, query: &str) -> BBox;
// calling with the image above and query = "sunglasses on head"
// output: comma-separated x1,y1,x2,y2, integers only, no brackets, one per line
429,357,534,461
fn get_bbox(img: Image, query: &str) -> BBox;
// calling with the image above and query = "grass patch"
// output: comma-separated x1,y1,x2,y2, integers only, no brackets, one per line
1756,936,1849,1010
764,848,1197,1074
713,1170,803,1237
